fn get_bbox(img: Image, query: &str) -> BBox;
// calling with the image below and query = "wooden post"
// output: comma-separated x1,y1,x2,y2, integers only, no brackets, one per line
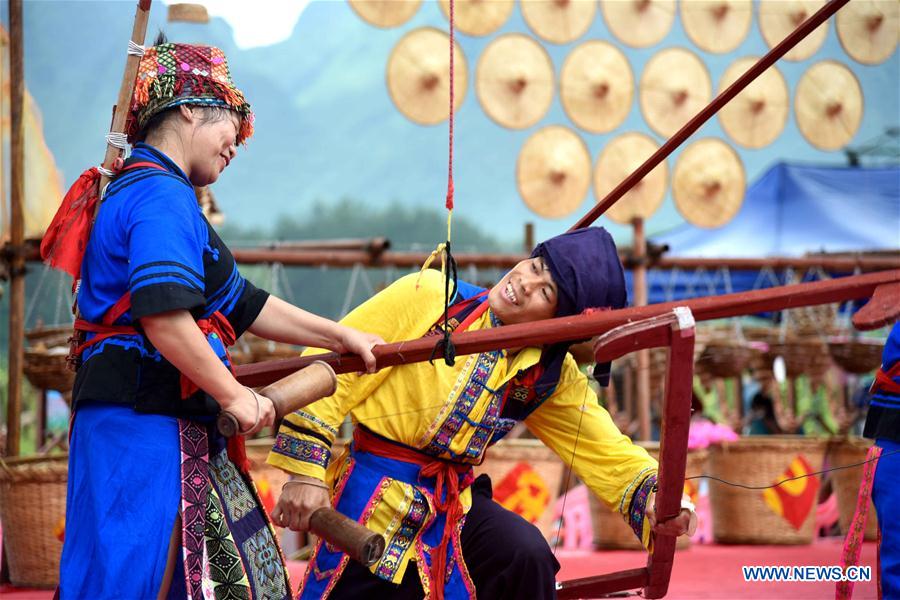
6,0,24,458
0,26,7,237
633,217,651,440
523,222,534,254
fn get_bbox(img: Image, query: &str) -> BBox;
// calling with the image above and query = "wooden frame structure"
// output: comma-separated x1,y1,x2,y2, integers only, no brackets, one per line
234,269,896,598
558,308,696,599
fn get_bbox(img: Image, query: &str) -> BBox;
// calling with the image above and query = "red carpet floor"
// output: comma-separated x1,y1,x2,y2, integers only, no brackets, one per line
0,538,878,599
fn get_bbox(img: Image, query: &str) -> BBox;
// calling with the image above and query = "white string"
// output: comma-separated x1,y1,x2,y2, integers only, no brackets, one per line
97,166,115,177
127,41,145,56
358,266,375,298
24,264,52,326
106,132,130,151
340,263,362,318
54,269,73,324
275,262,296,304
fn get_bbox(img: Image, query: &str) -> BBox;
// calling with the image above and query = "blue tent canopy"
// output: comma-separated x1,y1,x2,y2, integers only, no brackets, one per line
634,163,899,305
654,163,899,258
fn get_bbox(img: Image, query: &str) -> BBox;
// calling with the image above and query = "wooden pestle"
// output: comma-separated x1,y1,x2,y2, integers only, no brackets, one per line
309,507,386,567
217,359,337,437
218,360,385,565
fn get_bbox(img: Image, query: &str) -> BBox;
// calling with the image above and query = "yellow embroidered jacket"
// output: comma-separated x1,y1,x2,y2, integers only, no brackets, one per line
267,271,658,583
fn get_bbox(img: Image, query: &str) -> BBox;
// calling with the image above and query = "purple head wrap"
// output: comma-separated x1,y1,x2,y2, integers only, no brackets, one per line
530,227,627,318
529,227,628,389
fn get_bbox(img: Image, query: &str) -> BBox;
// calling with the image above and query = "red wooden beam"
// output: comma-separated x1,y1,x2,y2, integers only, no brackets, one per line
645,317,694,598
853,281,900,330
556,567,649,599
234,269,898,387
227,246,898,272
570,0,850,230
554,310,695,599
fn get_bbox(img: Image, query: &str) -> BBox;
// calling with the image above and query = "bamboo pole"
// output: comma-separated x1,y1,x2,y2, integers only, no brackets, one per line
224,247,898,272
95,0,152,203
5,0,24,457
9,238,898,272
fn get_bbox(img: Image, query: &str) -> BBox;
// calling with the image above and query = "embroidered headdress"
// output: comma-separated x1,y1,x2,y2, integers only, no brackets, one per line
126,43,254,144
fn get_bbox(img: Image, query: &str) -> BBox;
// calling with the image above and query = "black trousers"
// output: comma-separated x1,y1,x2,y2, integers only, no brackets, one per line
328,475,560,599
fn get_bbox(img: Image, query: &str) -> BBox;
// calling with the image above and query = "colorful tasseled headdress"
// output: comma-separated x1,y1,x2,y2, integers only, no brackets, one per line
126,43,254,144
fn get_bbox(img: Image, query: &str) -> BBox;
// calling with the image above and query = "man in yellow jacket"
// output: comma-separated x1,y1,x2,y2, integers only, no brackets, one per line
268,227,694,599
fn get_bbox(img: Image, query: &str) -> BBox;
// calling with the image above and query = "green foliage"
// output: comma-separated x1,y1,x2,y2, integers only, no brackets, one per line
217,199,510,318
220,198,508,253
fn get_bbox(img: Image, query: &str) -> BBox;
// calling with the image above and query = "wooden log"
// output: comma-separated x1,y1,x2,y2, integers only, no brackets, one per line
309,507,386,567
217,360,337,436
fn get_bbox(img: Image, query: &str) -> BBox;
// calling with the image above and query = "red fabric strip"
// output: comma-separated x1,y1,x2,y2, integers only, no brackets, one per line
836,445,882,600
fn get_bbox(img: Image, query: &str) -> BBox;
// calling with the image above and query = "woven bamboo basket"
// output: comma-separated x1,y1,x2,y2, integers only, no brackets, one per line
786,303,838,336
768,338,832,378
697,341,760,379
0,455,68,588
827,437,879,541
474,439,565,540
709,436,827,544
23,327,75,393
589,443,707,550
827,338,884,375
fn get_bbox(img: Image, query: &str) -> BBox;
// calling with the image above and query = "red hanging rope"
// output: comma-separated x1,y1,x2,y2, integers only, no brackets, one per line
446,0,455,211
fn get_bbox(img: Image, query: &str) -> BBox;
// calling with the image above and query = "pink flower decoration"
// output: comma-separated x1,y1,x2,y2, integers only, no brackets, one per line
157,65,167,75
181,62,191,71
211,56,224,65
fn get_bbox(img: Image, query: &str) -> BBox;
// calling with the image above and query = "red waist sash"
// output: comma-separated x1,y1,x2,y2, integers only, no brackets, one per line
353,426,473,600
74,295,249,472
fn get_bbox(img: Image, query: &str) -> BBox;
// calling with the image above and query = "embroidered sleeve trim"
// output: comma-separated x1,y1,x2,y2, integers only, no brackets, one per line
618,466,654,514
292,410,340,436
627,473,658,543
272,433,331,469
280,420,333,446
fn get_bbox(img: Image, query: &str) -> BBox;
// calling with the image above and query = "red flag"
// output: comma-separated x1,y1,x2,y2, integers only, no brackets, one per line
492,461,551,524
762,454,820,530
